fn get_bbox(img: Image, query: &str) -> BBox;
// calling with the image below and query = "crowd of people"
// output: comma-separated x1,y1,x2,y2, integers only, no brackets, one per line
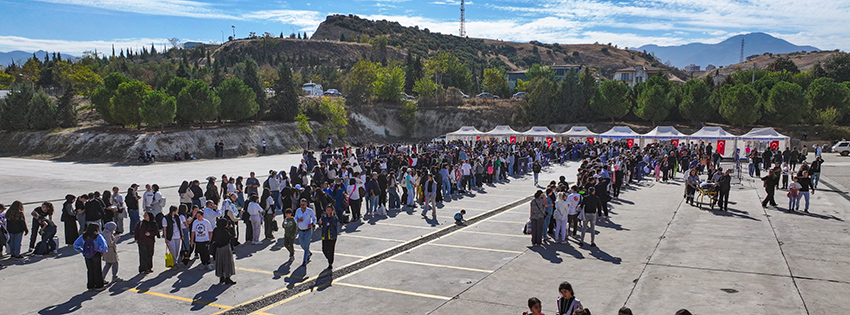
749,147,823,213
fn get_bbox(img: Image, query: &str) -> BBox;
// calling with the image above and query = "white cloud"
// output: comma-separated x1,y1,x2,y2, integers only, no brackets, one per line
34,0,234,19
241,10,323,28
0,35,180,56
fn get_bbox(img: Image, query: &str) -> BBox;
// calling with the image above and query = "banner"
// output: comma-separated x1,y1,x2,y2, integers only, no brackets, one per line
716,140,726,155
509,136,516,143
770,140,779,150
671,139,679,147
586,137,594,144
626,138,634,148
476,136,480,142
546,137,553,147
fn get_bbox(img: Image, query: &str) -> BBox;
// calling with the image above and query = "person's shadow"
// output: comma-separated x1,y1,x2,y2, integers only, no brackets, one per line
38,291,97,314
273,260,294,280
190,284,232,311
286,264,309,289
314,268,334,291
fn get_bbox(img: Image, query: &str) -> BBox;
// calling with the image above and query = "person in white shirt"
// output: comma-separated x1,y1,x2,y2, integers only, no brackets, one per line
111,186,127,234
150,184,164,215
566,186,582,236
460,161,472,192
553,192,570,244
142,184,155,213
161,206,186,267
246,195,263,244
294,199,316,265
190,211,213,269
202,201,221,224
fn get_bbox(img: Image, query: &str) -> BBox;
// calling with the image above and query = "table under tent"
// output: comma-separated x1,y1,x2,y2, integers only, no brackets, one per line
736,127,791,157
686,126,737,158
445,126,484,143
560,126,599,144
521,126,558,144
483,125,521,142
640,126,688,148
599,126,641,148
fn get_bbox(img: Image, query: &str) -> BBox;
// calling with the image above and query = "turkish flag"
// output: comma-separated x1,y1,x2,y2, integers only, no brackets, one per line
626,138,634,148
546,137,553,147
476,136,480,142
770,141,779,150
586,137,594,144
509,136,516,143
671,139,679,147
716,140,726,155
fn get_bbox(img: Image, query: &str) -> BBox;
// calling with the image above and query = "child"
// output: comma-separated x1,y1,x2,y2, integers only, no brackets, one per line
282,208,296,261
454,210,467,225
523,297,544,315
555,281,583,315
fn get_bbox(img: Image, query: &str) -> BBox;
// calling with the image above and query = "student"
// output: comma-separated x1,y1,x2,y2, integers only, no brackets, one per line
134,212,158,274
61,195,79,246
553,192,569,244
618,307,633,315
555,281,583,315
246,195,263,244
788,177,802,212
282,209,297,260
191,210,213,270
579,187,602,247
454,210,467,225
523,297,544,315
212,218,236,285
101,222,122,283
73,223,108,290
6,201,29,259
294,199,316,265
29,202,54,252
319,205,339,269
161,206,185,269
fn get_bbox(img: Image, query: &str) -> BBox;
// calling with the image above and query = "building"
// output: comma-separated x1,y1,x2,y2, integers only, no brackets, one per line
506,64,585,88
705,64,717,71
182,41,203,49
301,82,323,95
684,64,701,72
612,66,664,87
0,90,9,99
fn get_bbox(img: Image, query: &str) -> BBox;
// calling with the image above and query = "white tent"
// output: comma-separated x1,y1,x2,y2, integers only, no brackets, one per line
640,126,687,147
687,126,737,156
484,125,521,141
445,126,483,141
599,126,640,147
737,127,791,156
521,126,558,141
560,126,598,142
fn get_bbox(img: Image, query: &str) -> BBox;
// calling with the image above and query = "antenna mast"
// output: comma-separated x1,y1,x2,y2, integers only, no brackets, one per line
739,38,745,63
459,0,466,37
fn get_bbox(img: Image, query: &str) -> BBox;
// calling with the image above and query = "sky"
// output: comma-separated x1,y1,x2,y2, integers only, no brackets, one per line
0,0,848,56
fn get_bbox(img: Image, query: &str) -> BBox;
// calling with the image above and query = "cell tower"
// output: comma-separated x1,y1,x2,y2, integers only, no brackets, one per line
739,38,745,63
459,0,466,37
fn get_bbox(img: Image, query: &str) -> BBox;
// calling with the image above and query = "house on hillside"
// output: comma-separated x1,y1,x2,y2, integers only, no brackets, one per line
684,64,700,72
612,66,664,87
182,42,203,49
0,90,9,99
506,64,586,88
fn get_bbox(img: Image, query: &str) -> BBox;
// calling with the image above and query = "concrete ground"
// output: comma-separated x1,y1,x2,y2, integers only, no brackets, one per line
1,153,848,315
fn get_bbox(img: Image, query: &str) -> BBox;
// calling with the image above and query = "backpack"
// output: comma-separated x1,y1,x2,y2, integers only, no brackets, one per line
82,239,97,258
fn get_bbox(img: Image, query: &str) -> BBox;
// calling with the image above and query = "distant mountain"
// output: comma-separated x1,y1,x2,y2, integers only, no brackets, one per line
0,50,77,66
636,33,821,69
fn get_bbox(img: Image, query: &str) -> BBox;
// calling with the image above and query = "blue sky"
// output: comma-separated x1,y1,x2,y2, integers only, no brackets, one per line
0,0,847,55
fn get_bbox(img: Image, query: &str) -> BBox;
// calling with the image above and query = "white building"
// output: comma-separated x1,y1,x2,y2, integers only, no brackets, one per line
0,90,9,99
612,66,664,87
684,64,701,72
301,82,323,95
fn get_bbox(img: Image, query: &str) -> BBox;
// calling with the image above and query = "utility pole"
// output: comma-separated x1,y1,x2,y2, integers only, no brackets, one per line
739,38,745,63
459,0,466,37
232,25,236,38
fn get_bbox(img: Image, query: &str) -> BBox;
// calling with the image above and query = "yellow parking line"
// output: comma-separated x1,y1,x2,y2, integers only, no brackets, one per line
333,282,452,300
387,259,493,273
458,230,528,238
235,267,309,279
128,288,232,310
426,243,523,254
249,283,332,314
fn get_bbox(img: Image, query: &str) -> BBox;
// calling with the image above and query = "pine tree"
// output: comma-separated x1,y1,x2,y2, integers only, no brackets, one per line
269,59,300,121
27,89,58,130
0,82,35,131
297,33,301,39
241,58,265,117
139,89,176,131
57,87,78,128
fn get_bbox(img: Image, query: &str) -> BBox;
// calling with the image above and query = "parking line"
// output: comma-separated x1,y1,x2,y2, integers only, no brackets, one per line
343,234,408,242
248,283,331,315
128,288,233,310
484,219,528,224
425,243,523,254
269,246,367,259
369,221,437,230
333,282,452,300
235,267,308,279
458,230,528,238
386,259,493,273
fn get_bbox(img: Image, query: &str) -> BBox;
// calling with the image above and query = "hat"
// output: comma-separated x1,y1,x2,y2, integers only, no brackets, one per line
300,198,308,203
295,184,303,190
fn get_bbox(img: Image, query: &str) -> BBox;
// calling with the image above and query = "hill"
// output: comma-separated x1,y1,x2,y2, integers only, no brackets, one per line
637,32,821,69
310,14,686,80
695,50,841,78
1,50,76,66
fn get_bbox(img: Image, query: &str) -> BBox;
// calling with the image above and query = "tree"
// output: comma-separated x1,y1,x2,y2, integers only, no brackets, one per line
412,77,439,99
525,77,559,124
766,58,799,73
822,52,850,82
138,90,176,130
482,68,510,98
176,80,220,125
806,77,850,122
56,87,77,128
764,81,807,124
372,64,405,103
26,90,58,130
241,57,265,116
295,113,312,133
68,64,102,97
342,60,378,106
217,77,259,121
591,80,630,122
164,76,190,98
634,84,673,124
398,100,418,136
678,80,713,123
525,64,555,81
110,80,150,127
0,82,35,131
426,52,472,92
91,72,129,124
269,61,300,121
719,84,762,127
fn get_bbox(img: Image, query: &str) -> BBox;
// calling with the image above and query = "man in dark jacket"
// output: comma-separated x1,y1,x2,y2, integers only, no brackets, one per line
579,187,602,247
761,169,779,207
84,192,104,228
717,169,732,211
594,177,612,220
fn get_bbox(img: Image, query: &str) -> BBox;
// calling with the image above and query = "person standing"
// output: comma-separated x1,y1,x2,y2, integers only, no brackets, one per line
134,212,158,274
111,187,126,234
553,192,569,244
142,184,155,214
761,169,779,208
579,187,602,247
566,186,582,236
781,163,791,190
84,192,104,229
61,195,79,246
261,138,267,154
268,171,282,211
161,206,185,269
246,195,263,244
532,161,542,186
75,194,88,235
5,201,28,259
261,189,276,240
282,209,296,261
73,223,108,290
319,205,339,269
346,178,362,221
295,199,316,265
797,171,814,213
809,156,823,189
101,222,122,283
191,210,214,270
788,177,802,212
126,185,141,232
555,281,584,315
422,174,438,219
212,218,236,285
717,169,732,212
529,191,547,247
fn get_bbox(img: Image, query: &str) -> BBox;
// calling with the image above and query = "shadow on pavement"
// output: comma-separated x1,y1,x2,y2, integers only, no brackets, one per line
38,290,97,314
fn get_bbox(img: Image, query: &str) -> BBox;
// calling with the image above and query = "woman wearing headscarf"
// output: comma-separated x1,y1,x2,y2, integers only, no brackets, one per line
101,222,122,283
62,194,79,246
73,223,108,290
212,218,236,285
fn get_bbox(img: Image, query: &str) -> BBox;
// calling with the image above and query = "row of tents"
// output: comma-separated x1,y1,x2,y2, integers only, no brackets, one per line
446,125,792,156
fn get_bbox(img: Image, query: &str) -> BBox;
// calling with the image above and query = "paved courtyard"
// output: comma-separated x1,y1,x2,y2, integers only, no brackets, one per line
1,153,848,315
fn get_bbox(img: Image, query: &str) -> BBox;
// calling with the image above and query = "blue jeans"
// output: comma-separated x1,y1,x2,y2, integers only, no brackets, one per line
543,206,553,239
798,191,810,211
298,229,312,263
271,191,282,210
534,173,539,183
811,173,821,189
367,195,378,213
128,209,140,233
508,163,514,176
442,179,451,197
9,233,23,257
181,228,191,252
388,188,400,209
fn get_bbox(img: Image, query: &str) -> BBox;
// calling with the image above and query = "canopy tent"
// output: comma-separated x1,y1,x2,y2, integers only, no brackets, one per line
599,126,641,148
687,126,737,156
521,126,558,141
640,126,687,147
445,126,483,141
483,125,521,141
736,127,791,156
560,126,598,143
